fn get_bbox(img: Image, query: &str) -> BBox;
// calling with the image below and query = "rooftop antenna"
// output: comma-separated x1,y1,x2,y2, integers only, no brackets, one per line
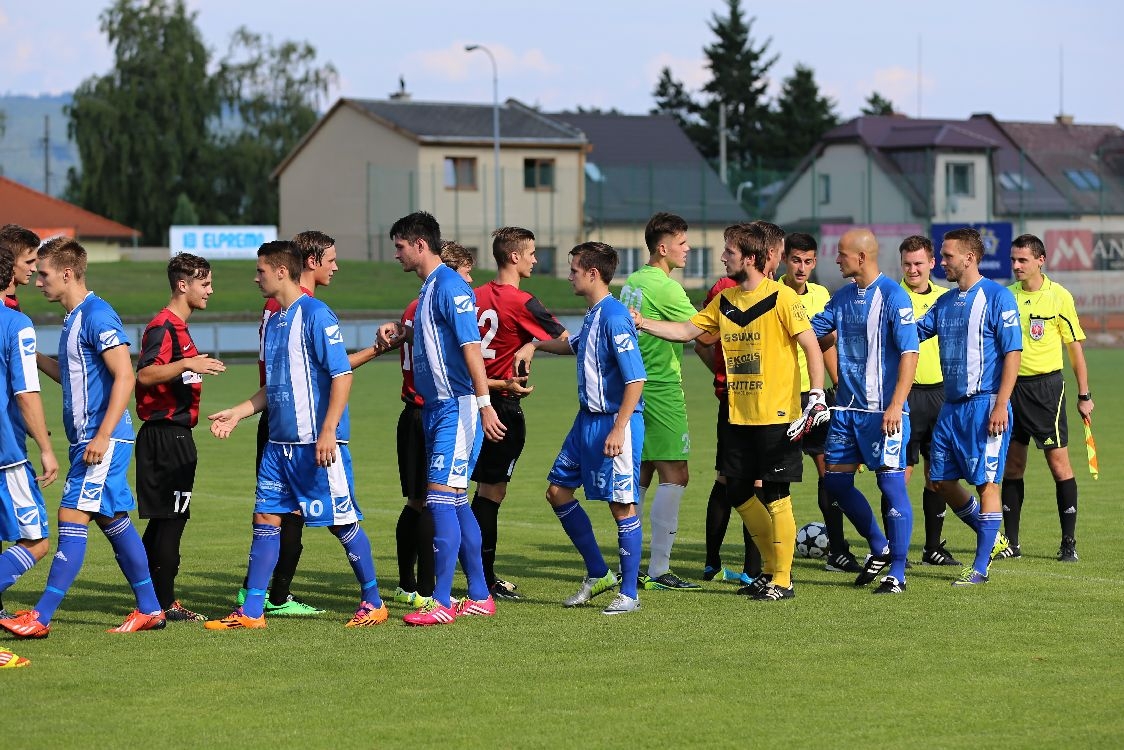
1059,45,1064,116
916,35,922,117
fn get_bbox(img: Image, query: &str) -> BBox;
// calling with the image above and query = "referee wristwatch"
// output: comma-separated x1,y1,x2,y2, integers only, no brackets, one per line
1077,392,1092,402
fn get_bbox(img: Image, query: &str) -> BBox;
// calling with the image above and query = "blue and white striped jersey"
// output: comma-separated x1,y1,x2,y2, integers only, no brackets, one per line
58,293,134,445
413,263,481,404
0,307,41,468
570,294,646,414
812,274,920,412
263,294,352,444
916,278,1022,402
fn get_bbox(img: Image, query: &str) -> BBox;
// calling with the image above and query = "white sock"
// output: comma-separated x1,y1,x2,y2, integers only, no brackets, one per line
647,483,685,578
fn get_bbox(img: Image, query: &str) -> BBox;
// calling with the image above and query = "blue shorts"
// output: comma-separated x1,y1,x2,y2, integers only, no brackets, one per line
825,410,911,471
929,396,1011,486
61,439,136,516
423,396,482,490
256,442,363,527
0,462,49,542
547,411,644,504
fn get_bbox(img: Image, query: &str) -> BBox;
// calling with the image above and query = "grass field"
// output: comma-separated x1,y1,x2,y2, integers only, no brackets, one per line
2,350,1122,748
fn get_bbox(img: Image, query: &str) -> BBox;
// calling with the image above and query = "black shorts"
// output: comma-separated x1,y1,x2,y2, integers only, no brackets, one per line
799,388,836,457
136,420,198,519
906,384,945,465
719,422,803,483
471,397,527,484
1011,371,1068,450
397,403,427,500
714,397,728,472
255,404,270,474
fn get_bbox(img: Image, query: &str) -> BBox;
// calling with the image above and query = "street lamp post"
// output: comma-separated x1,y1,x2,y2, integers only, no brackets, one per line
465,44,501,229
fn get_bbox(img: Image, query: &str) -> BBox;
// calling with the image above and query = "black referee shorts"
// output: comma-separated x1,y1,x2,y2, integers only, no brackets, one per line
906,384,945,465
1011,370,1068,450
471,396,527,484
397,403,427,500
136,420,198,519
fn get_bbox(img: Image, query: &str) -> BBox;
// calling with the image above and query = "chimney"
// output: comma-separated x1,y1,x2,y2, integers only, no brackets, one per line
1056,113,1074,126
389,75,411,101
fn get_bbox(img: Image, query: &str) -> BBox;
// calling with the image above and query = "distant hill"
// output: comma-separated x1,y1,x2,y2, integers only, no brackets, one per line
0,94,77,197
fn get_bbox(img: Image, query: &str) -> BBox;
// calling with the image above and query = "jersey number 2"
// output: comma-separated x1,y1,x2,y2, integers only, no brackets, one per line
478,309,499,359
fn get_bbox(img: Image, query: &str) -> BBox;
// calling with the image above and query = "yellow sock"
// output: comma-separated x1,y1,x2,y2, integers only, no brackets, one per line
735,498,775,577
766,496,796,589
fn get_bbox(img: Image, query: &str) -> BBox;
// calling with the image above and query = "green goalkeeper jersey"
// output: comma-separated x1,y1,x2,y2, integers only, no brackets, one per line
619,265,697,385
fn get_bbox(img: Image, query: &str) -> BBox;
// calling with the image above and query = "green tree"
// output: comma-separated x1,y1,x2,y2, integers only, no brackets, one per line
862,91,895,116
208,27,337,226
170,191,199,225
65,0,218,243
696,0,778,164
763,64,839,162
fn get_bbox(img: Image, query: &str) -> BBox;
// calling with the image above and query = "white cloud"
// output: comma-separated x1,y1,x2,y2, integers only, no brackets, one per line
857,66,936,116
412,42,560,84
644,52,708,93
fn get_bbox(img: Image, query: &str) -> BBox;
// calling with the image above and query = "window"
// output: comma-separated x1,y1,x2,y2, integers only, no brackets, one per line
946,162,975,197
616,247,642,278
998,172,1032,191
443,157,477,190
685,247,711,279
532,246,555,276
1064,169,1102,191
818,174,831,205
524,158,555,190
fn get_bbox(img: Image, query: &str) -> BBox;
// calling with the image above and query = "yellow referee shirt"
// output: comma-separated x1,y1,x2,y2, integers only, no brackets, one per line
782,277,830,392
1009,274,1085,376
691,278,810,426
900,280,948,385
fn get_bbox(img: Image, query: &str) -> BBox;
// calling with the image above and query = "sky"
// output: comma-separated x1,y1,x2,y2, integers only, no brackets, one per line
1,0,1122,125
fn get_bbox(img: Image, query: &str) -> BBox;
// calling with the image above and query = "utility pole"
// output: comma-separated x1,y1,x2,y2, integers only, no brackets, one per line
42,115,50,195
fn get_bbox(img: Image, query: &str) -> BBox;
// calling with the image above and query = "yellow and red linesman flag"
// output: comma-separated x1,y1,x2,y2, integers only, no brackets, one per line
1082,416,1099,480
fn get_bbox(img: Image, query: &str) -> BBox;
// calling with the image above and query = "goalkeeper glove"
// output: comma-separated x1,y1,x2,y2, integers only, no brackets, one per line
787,388,830,442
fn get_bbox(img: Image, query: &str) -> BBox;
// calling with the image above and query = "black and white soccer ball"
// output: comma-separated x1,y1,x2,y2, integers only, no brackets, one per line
796,521,830,559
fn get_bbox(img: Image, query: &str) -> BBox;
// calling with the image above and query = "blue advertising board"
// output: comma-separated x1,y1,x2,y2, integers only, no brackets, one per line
930,222,1013,280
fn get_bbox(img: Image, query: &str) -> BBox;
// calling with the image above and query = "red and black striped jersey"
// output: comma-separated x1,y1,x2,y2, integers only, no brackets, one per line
3,294,19,311
136,307,201,427
473,281,566,384
705,276,737,398
258,285,314,386
400,299,423,407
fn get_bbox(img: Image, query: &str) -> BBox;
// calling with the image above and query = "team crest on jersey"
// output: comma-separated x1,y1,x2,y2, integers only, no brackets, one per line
20,337,36,356
99,329,120,348
614,333,634,353
453,295,475,314
324,324,343,345
1001,310,1019,328
1029,317,1046,340
898,307,915,325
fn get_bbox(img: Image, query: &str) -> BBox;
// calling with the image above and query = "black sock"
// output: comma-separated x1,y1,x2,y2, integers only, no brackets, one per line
742,526,761,577
471,493,501,587
144,517,188,610
268,513,305,605
819,478,849,555
922,488,946,550
1001,478,1025,548
415,506,436,597
1056,477,1078,539
704,480,731,569
395,505,420,591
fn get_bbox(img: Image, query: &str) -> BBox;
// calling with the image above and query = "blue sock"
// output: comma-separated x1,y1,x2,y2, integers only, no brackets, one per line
35,522,88,625
877,471,913,582
824,472,889,555
427,491,461,607
974,512,1001,575
454,497,490,601
954,498,982,533
103,515,162,615
617,515,642,598
243,524,281,618
0,545,37,595
334,523,381,607
553,500,608,579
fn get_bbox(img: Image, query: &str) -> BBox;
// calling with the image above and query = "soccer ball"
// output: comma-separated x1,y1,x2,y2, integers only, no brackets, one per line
796,521,830,559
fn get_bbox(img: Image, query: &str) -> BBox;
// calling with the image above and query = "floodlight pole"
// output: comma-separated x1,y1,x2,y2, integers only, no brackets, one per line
466,44,501,229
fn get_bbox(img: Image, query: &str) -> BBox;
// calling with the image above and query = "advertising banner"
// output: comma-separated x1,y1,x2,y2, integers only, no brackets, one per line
169,226,277,259
930,222,1013,280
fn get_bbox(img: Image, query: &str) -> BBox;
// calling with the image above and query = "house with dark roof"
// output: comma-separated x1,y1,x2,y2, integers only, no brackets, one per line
550,112,749,286
768,114,1124,304
0,176,139,260
273,96,587,270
